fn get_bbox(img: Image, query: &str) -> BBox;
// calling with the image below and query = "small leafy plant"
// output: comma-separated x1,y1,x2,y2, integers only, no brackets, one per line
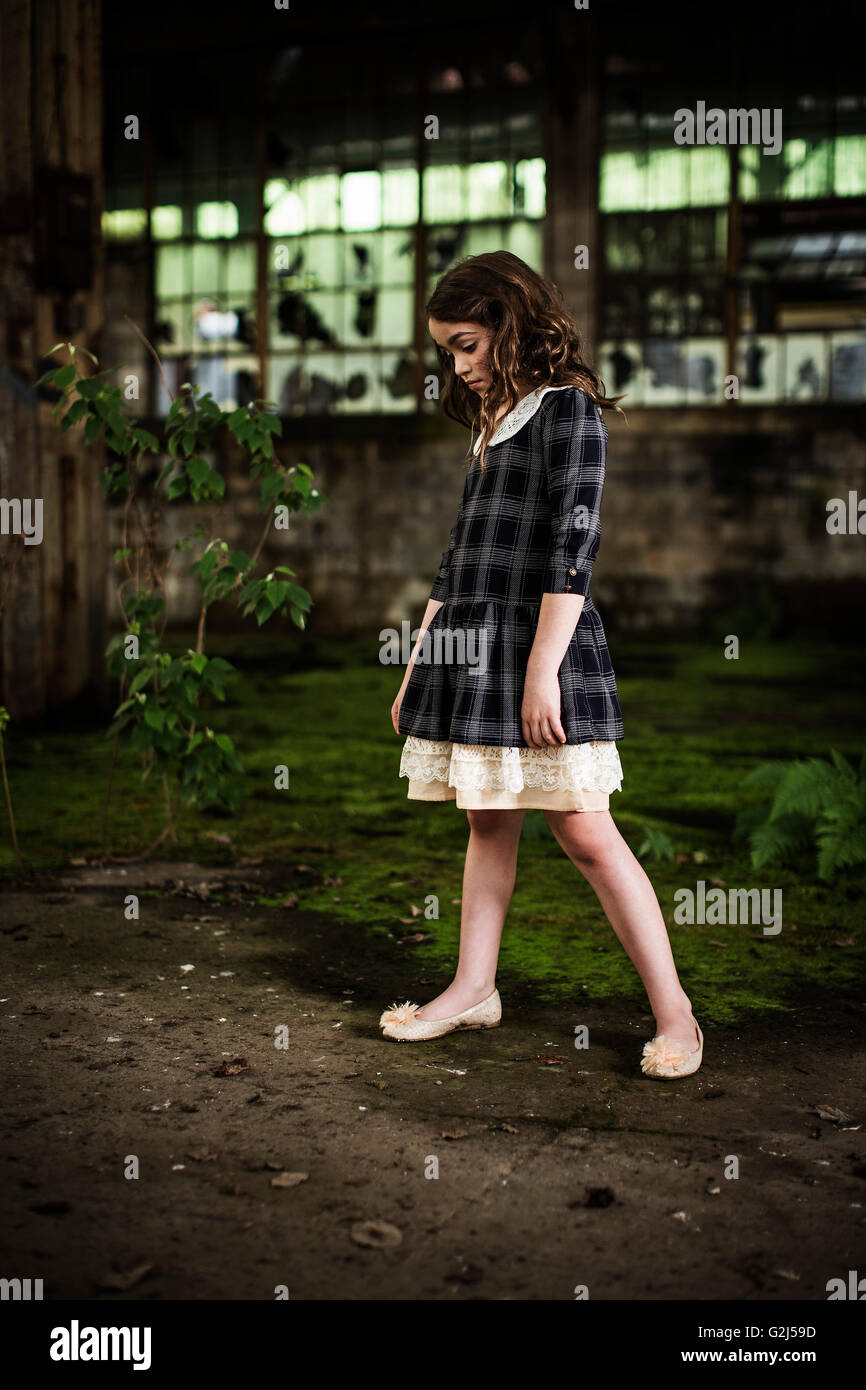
36,335,325,858
636,825,676,864
733,749,866,881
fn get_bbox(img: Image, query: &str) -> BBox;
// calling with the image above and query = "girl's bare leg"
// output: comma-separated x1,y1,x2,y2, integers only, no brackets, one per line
415,808,525,1021
544,808,698,1051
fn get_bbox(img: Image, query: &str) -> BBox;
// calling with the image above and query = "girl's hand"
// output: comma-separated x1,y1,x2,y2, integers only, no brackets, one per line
391,677,409,735
521,671,566,748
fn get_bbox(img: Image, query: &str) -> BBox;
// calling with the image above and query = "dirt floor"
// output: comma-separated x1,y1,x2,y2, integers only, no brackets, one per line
1,858,865,1302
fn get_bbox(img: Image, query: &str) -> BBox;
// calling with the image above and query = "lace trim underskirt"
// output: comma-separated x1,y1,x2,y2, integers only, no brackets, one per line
399,735,623,795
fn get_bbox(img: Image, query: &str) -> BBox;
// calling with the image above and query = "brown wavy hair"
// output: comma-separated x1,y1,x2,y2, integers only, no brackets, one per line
426,250,627,473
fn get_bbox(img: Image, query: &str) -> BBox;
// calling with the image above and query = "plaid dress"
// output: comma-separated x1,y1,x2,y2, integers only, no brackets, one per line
397,385,624,749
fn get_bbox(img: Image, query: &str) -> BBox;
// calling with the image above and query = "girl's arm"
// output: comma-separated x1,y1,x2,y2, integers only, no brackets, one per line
398,597,444,693
522,593,585,747
391,597,444,733
523,389,606,748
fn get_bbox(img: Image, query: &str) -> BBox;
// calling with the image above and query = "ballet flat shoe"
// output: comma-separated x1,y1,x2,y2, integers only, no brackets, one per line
379,988,501,1042
640,1016,703,1079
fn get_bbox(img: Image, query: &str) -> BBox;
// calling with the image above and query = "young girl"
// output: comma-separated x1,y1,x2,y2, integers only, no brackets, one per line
382,251,702,1080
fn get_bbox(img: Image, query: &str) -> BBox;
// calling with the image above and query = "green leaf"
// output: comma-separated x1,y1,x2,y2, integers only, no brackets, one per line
284,583,312,611
265,580,289,608
186,456,211,485
54,363,76,388
76,377,102,400
61,398,89,428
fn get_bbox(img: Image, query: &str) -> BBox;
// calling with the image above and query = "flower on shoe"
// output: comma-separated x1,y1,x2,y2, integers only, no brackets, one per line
640,1032,691,1074
379,1000,420,1028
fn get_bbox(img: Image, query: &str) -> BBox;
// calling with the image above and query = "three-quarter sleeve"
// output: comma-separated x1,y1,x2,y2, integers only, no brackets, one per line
428,514,460,603
540,387,606,598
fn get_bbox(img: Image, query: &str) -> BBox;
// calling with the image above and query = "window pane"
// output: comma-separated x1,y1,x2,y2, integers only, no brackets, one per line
382,228,415,285
192,242,223,294
515,158,545,217
196,201,239,238
226,242,256,294
502,219,543,267
834,135,866,195
382,166,419,225
155,245,188,297
152,205,183,240
155,300,193,353
424,165,464,222
341,171,381,230
467,161,512,220
103,208,148,241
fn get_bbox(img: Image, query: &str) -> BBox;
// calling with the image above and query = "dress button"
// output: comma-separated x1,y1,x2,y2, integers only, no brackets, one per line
568,567,577,575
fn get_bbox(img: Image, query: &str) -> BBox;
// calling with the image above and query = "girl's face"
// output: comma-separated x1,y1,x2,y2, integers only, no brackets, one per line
428,317,493,395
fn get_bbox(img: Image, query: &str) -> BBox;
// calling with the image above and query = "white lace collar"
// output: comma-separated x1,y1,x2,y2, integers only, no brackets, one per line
472,384,573,454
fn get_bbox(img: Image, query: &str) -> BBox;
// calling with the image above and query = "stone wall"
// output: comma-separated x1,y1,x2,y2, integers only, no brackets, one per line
106,403,866,645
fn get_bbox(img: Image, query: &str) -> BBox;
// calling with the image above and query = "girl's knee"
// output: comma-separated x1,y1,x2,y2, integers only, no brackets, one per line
544,809,611,865
466,807,524,835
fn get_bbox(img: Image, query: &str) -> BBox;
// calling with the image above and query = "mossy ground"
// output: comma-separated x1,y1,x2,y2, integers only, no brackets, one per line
3,633,864,1026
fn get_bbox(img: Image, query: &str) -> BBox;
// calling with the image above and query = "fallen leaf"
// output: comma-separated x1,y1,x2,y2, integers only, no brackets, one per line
270,1171,309,1189
441,1130,468,1140
815,1104,853,1124
350,1219,402,1249
534,1054,568,1065
280,894,299,908
213,1057,249,1076
185,1146,217,1162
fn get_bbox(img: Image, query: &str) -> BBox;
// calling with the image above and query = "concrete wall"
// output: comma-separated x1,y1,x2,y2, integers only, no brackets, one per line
106,403,866,644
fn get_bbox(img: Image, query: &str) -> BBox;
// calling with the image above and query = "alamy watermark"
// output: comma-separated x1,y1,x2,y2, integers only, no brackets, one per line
380,621,489,673
0,498,43,545
674,101,783,156
674,879,782,935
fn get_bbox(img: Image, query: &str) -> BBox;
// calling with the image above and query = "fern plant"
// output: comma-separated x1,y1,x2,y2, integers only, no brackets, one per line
733,749,866,881
636,825,675,864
